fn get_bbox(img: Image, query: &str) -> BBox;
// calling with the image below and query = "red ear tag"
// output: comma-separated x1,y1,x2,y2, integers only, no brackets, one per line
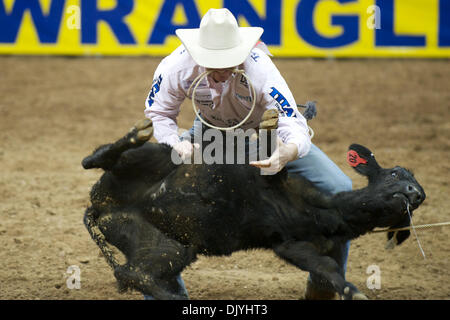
347,150,368,167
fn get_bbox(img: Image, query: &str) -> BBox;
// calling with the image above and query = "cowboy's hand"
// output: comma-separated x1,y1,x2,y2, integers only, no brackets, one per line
173,140,200,161
250,138,298,174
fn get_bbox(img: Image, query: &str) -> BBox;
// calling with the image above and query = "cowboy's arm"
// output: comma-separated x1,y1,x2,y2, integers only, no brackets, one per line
144,66,200,159
249,52,311,172
144,65,184,147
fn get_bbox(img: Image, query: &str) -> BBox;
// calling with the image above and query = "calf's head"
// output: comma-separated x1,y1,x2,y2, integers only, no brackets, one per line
347,144,426,235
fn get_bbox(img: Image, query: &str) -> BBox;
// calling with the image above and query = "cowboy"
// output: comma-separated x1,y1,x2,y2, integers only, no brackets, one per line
144,8,352,300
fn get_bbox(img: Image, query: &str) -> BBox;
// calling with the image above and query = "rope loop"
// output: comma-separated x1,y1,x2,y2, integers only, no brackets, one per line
187,68,256,131
188,68,315,140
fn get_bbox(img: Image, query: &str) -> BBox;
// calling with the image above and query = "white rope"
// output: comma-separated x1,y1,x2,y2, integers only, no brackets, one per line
308,126,315,139
372,215,450,259
187,68,315,141
371,204,450,260
370,221,450,233
188,68,257,131
406,203,426,259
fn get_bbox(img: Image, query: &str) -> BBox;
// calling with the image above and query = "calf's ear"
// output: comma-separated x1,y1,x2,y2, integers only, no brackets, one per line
347,144,381,178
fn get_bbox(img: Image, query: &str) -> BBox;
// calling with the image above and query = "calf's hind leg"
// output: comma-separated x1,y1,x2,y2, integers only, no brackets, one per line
274,240,367,300
96,210,196,300
82,119,153,170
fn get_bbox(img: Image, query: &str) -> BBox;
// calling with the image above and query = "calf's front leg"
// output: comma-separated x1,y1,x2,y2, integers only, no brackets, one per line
274,240,367,300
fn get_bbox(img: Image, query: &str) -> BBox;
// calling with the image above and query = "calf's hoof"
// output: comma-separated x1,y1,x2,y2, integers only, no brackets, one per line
341,284,369,300
352,292,369,300
129,119,153,144
134,118,152,131
259,109,279,131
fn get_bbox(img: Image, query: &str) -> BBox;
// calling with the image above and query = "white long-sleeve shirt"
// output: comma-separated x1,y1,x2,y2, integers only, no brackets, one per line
144,44,311,158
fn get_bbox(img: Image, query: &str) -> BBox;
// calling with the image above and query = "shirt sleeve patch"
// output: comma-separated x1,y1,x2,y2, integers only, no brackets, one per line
269,87,297,117
250,51,260,62
147,74,163,107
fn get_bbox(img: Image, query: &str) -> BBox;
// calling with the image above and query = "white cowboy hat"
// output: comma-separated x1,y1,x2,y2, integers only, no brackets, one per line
175,8,264,69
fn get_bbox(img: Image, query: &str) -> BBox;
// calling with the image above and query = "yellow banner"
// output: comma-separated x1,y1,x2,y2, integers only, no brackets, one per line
0,0,449,57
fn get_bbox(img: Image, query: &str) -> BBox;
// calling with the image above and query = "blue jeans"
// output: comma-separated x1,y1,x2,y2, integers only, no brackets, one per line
145,121,352,299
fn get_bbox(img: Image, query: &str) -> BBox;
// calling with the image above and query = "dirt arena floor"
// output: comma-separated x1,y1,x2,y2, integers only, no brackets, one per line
0,56,449,300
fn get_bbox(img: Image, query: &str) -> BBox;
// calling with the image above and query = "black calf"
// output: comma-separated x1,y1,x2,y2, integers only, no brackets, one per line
82,118,425,300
